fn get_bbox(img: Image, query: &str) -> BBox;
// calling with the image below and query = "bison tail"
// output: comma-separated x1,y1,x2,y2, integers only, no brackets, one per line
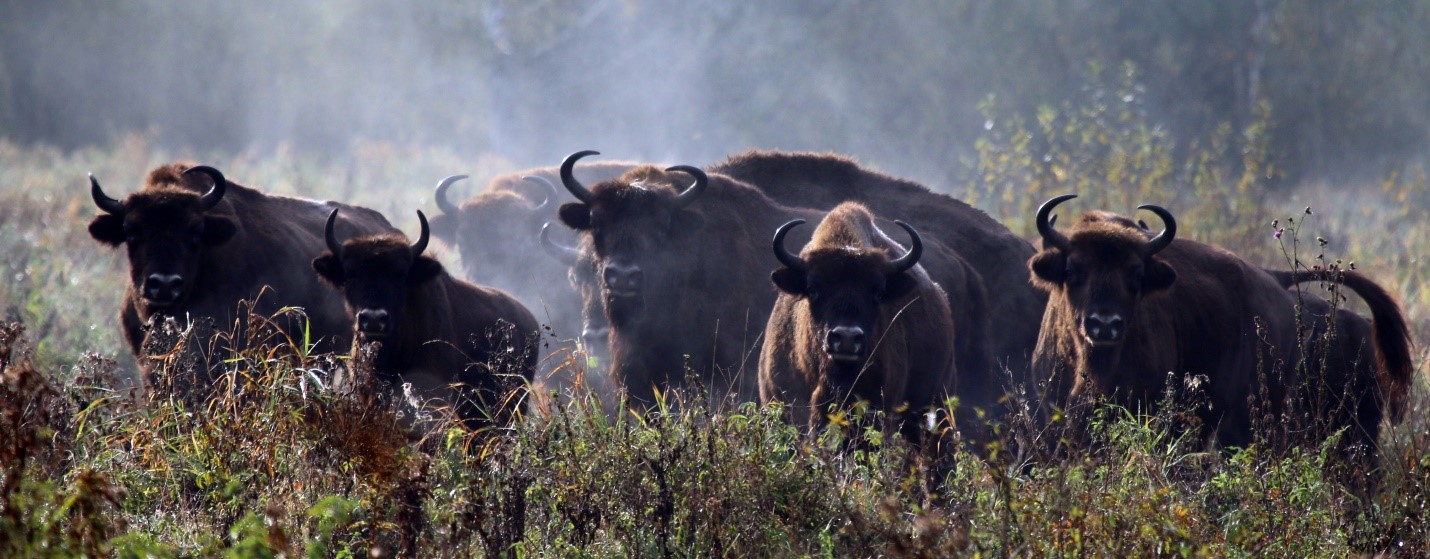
1270,269,1416,422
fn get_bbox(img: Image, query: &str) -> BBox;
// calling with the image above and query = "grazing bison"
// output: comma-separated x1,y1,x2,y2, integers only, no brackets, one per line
87,163,396,385
555,151,1002,413
759,203,961,441
1028,195,1414,467
313,206,539,429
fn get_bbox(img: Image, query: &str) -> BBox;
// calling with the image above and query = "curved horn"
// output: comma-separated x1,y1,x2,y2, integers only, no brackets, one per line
1136,204,1177,255
771,219,808,272
182,165,227,211
885,221,924,274
666,165,708,208
324,208,343,259
411,210,431,256
89,173,123,215
560,150,599,203
539,222,580,265
522,175,559,210
1035,194,1077,251
434,174,468,216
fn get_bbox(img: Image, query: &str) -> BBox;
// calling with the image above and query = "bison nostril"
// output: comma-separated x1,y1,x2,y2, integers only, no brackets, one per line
143,274,185,301
357,309,390,333
603,264,643,293
1085,313,1125,341
825,326,867,356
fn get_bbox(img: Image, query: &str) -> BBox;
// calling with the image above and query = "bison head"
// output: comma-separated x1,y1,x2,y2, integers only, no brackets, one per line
770,218,923,370
312,207,443,342
87,165,237,312
1028,195,1178,350
554,150,708,328
432,174,560,285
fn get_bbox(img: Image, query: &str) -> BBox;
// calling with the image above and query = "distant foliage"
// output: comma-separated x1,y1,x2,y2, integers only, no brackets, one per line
1,0,1426,181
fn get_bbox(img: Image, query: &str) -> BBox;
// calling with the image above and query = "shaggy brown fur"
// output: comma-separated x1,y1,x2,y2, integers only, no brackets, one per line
557,151,1032,415
1030,205,1414,472
88,162,396,383
711,150,1045,385
759,203,963,442
314,218,539,430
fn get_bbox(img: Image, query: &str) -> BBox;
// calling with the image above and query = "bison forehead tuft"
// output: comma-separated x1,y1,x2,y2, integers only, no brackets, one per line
803,248,892,274
1064,218,1155,256
120,186,214,215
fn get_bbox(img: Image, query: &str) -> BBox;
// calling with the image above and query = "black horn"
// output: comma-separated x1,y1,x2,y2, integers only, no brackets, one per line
89,173,123,215
885,221,924,274
182,165,227,211
324,208,343,259
1036,194,1076,251
772,219,808,272
560,150,599,203
523,175,559,210
434,174,468,216
666,165,708,208
539,222,580,265
1137,204,1177,255
412,210,431,256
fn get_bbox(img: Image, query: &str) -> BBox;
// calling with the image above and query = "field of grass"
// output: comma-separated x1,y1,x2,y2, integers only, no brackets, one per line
3,113,1429,557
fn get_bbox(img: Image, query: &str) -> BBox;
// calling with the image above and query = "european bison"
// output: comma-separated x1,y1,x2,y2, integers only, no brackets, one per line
759,202,958,441
429,164,635,400
429,163,636,337
313,206,539,429
554,151,1002,413
709,149,1045,379
1028,195,1414,469
87,163,396,385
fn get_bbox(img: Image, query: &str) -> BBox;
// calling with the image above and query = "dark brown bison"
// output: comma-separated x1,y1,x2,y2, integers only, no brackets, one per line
554,151,1004,412
429,164,636,399
549,151,1044,394
759,202,959,441
87,163,396,384
313,206,539,429
709,149,1046,378
429,163,636,336
1028,195,1414,468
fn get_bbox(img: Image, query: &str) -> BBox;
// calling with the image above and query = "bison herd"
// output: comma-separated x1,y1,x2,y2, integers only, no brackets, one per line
86,151,1419,479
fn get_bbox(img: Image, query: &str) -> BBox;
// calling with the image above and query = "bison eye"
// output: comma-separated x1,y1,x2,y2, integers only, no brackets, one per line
1065,266,1085,286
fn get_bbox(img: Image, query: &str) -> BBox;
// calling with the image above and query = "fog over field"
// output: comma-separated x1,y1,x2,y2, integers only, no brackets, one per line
3,0,1427,187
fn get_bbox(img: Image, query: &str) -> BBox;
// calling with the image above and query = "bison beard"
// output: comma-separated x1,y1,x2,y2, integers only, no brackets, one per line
1028,195,1414,480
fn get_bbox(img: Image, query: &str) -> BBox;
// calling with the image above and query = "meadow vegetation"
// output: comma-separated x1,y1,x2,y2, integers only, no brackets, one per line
3,75,1429,556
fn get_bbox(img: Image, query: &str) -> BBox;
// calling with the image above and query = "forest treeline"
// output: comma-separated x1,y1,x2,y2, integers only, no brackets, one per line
1,0,1425,183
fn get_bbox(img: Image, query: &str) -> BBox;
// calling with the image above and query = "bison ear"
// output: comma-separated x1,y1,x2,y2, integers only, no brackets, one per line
202,215,237,246
771,268,807,296
312,254,344,286
1142,257,1177,292
558,202,592,230
88,215,126,246
409,255,444,284
428,213,457,244
1028,250,1067,290
883,272,919,300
